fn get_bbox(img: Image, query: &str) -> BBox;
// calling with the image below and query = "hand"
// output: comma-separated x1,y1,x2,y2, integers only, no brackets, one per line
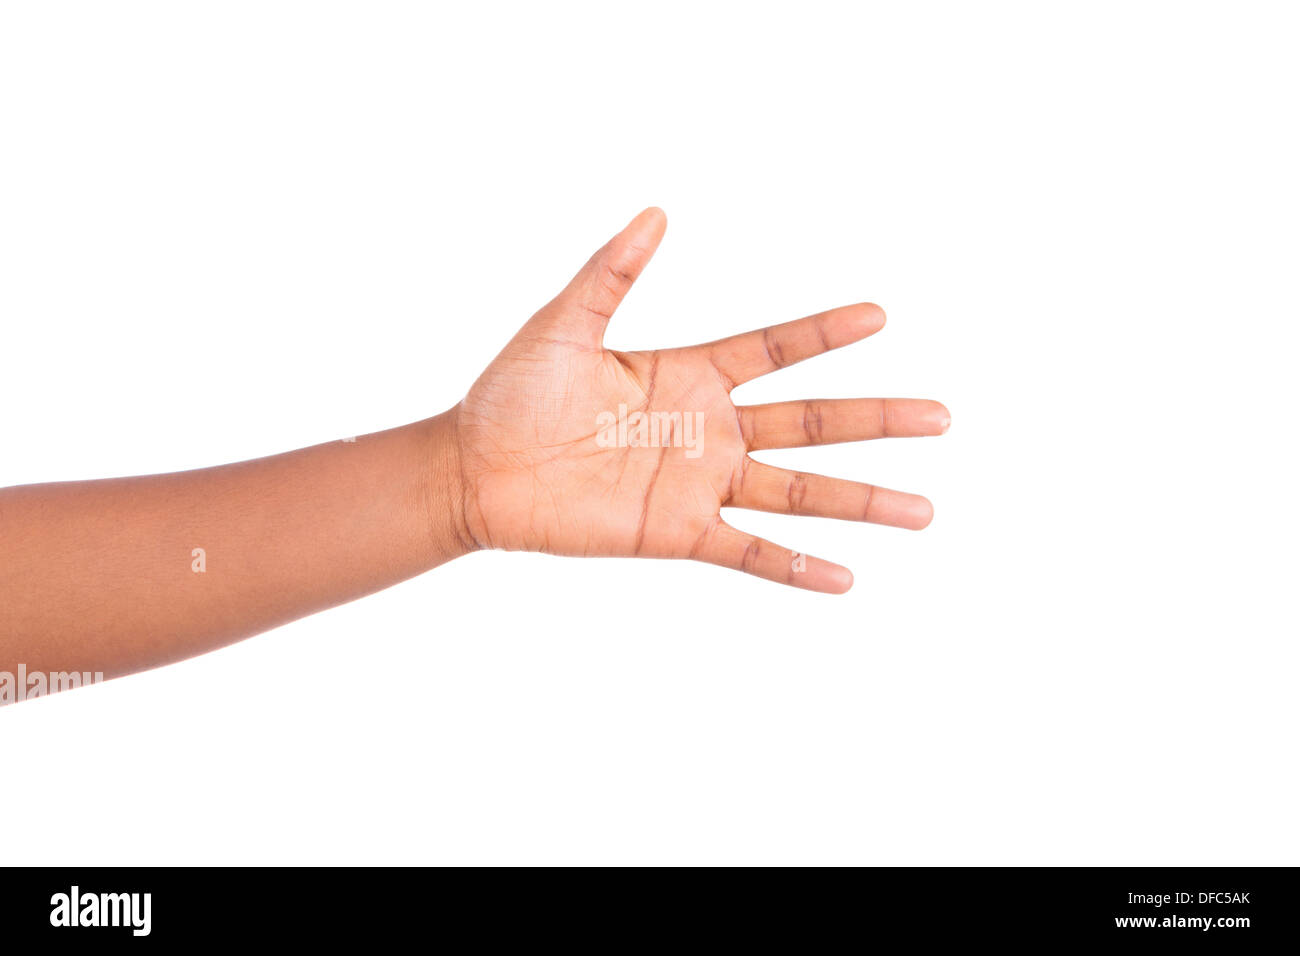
452,208,949,593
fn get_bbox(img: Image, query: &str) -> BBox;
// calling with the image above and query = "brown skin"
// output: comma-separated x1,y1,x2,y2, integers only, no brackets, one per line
0,208,947,690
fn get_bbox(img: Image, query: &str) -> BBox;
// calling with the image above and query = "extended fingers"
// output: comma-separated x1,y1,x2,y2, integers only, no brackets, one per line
738,398,950,450
728,460,933,530
702,303,885,389
694,520,853,593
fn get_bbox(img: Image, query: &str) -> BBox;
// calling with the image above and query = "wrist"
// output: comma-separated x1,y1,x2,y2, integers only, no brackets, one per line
418,406,482,562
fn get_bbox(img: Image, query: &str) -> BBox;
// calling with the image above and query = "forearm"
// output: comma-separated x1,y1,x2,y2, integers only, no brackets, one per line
0,408,473,680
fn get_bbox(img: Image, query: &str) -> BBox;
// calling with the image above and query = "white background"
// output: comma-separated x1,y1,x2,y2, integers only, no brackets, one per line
2,2,1296,865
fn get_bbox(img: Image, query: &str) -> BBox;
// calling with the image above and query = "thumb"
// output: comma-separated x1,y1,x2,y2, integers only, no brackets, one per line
540,207,667,347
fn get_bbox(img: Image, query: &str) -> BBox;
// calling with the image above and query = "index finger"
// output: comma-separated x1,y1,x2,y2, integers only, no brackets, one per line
699,303,885,389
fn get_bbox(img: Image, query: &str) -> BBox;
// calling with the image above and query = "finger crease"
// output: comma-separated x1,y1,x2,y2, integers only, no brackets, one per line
802,402,825,444
815,316,831,351
729,455,753,504
605,262,636,286
762,326,786,369
737,407,754,448
788,473,809,513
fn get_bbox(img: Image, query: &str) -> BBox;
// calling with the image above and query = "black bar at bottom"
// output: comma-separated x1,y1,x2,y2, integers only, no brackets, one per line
0,866,1292,945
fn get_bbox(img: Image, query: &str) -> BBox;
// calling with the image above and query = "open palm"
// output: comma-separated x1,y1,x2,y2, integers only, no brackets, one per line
454,208,948,593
